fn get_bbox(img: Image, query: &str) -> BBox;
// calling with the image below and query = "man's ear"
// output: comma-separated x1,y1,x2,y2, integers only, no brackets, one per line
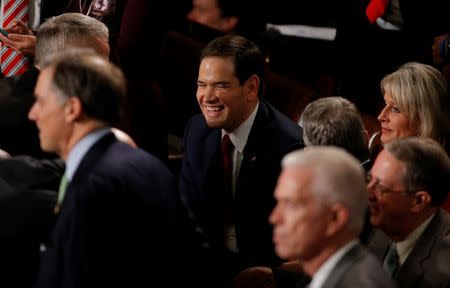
410,191,432,213
64,97,82,123
325,203,349,237
245,74,260,102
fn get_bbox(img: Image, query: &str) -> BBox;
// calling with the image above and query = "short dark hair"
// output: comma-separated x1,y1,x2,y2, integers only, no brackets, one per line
200,34,266,97
300,97,369,163
41,49,125,125
385,137,450,206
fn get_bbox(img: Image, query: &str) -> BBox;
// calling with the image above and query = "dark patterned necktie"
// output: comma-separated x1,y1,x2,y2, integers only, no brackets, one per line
383,242,400,276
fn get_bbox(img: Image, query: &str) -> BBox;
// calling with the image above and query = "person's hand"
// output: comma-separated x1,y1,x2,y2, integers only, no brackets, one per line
0,20,36,56
432,34,449,65
5,20,34,36
0,32,36,56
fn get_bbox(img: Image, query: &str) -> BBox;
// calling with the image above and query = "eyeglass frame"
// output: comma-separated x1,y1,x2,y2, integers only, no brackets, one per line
366,172,416,197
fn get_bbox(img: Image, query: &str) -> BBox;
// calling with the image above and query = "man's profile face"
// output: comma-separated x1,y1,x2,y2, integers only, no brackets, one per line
367,149,414,236
270,167,329,261
28,67,70,156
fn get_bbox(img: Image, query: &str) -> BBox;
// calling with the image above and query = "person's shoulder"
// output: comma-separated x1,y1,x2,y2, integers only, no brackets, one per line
258,100,304,148
260,100,301,132
102,142,172,175
186,113,209,131
336,245,395,288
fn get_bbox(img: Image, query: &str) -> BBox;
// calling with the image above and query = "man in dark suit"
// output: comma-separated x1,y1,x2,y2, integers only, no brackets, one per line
179,34,303,286
30,49,178,288
267,146,395,288
0,156,63,288
366,137,450,288
0,13,109,157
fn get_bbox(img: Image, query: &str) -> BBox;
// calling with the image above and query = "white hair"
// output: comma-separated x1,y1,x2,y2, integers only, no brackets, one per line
282,146,367,234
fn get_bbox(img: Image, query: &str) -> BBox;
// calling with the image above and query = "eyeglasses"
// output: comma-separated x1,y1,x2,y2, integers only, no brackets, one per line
366,172,412,198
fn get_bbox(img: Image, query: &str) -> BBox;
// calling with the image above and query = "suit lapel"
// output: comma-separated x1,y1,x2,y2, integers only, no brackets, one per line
394,210,445,286
202,129,222,200
61,133,116,214
236,101,268,188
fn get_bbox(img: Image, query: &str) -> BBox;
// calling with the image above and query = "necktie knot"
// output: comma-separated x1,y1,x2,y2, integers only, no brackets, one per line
221,133,233,156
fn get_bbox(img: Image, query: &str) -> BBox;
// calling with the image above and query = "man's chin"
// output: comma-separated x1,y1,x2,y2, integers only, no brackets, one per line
205,118,223,129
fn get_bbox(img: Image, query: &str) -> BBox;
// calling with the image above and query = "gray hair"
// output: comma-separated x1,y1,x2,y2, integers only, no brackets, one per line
41,48,125,125
282,146,367,234
381,62,450,148
35,13,109,65
385,137,450,206
300,97,369,163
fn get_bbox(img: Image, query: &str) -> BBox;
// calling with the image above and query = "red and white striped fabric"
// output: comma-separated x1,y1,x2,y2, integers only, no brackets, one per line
0,0,29,77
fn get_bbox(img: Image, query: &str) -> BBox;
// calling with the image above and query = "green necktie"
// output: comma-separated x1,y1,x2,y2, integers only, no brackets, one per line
54,173,69,214
383,242,400,276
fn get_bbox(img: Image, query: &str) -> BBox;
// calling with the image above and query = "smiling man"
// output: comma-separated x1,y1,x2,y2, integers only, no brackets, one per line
367,137,450,288
179,34,303,286
270,146,395,288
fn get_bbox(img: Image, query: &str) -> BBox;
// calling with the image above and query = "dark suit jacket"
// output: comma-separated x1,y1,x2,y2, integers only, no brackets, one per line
0,156,63,288
34,132,179,288
179,100,303,283
367,209,450,288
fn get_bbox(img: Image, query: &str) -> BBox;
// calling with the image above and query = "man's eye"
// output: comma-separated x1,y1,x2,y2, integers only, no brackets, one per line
215,84,229,89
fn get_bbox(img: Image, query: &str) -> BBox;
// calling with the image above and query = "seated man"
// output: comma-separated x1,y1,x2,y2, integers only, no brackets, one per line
299,96,370,166
269,147,395,287
367,137,450,287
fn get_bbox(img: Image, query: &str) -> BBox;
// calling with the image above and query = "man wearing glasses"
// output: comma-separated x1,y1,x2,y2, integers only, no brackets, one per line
366,137,450,288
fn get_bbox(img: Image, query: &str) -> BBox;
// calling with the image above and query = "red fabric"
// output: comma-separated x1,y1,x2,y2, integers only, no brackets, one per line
365,0,389,23
1,0,29,77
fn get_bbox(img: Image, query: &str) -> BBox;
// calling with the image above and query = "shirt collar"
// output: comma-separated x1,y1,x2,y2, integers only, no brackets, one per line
222,101,259,153
395,212,435,265
309,240,359,288
65,127,111,181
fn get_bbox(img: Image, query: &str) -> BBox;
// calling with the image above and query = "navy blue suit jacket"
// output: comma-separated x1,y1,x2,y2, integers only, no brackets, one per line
35,132,178,288
179,100,304,280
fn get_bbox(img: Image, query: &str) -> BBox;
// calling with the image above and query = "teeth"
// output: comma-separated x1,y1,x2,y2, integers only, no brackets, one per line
205,106,223,112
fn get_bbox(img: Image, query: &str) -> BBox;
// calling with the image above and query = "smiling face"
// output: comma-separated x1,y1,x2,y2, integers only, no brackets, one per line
196,56,257,133
377,93,418,144
269,167,330,261
367,149,414,236
28,67,71,157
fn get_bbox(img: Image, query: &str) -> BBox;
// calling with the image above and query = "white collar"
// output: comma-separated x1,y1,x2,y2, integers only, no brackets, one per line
222,102,259,153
